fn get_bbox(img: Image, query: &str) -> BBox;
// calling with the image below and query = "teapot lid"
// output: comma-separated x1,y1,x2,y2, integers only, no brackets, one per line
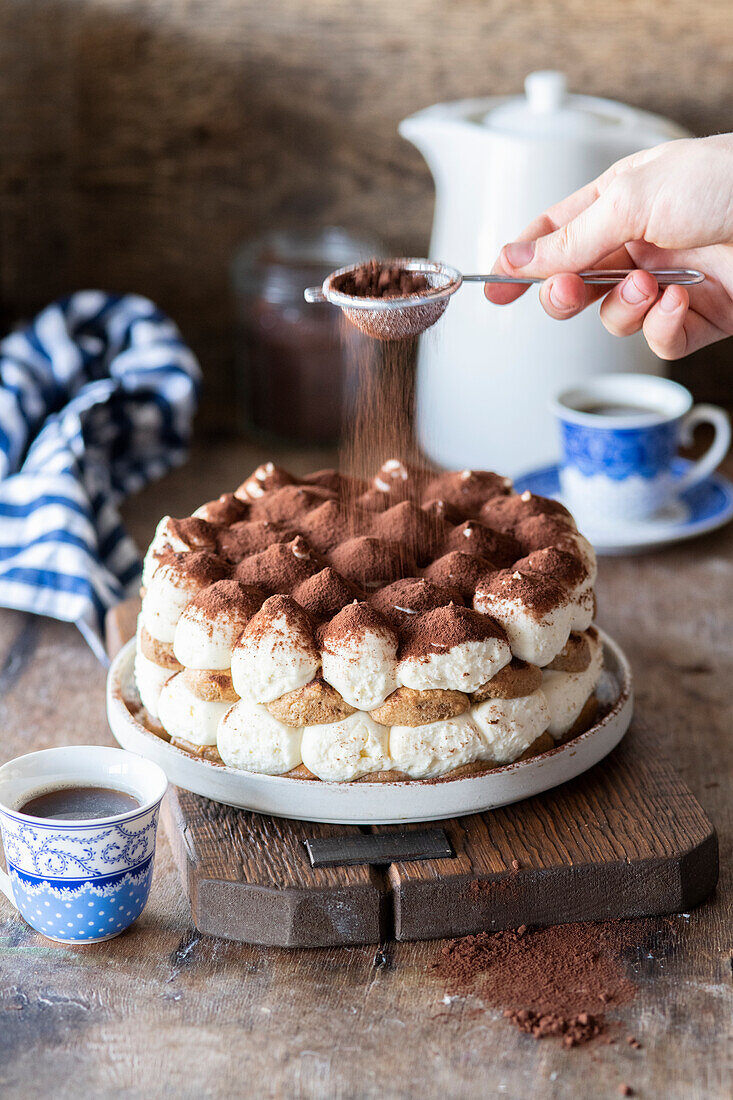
483,71,680,143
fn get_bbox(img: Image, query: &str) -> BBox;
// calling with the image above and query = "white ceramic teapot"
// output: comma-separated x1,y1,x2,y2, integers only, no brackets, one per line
399,71,690,475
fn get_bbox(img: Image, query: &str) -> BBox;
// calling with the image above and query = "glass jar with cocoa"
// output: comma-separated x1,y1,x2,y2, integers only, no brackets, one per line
232,228,380,445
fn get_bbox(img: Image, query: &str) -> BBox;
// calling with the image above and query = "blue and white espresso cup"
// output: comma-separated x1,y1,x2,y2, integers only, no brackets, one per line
0,746,167,943
552,374,731,527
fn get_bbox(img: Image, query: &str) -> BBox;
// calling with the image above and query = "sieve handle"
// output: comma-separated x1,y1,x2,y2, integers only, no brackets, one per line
304,286,328,303
463,269,705,286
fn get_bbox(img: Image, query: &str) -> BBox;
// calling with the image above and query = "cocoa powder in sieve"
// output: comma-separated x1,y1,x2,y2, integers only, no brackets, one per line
334,260,429,299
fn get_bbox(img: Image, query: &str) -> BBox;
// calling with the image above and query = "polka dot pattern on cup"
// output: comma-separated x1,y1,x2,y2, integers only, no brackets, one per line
8,862,153,943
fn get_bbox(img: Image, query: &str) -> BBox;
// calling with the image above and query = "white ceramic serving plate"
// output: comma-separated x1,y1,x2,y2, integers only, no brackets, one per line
106,630,632,825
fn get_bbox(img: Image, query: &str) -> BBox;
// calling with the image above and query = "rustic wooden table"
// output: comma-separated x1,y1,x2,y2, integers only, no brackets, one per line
0,440,731,1100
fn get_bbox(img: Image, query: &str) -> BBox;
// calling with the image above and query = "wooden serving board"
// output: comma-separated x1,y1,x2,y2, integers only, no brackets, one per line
107,600,718,947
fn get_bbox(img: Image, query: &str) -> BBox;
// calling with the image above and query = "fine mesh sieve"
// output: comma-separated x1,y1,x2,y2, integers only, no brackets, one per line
304,259,705,342
304,259,463,341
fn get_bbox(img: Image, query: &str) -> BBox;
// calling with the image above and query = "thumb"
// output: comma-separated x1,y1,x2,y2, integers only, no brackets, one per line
501,180,644,276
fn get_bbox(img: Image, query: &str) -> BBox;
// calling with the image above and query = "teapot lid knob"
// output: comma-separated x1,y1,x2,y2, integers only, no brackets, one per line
524,70,567,113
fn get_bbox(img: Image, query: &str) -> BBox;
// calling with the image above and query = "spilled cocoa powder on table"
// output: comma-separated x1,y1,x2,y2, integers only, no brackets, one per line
434,921,639,1048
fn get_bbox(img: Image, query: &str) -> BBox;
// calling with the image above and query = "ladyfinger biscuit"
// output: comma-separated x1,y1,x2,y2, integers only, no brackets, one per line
181,668,239,703
545,631,592,673
370,686,470,727
265,678,355,727
139,626,182,671
470,659,543,702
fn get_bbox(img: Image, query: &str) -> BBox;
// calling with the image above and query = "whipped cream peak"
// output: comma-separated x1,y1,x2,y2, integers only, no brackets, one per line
372,499,448,560
235,536,321,593
474,568,574,666
322,600,397,652
389,712,485,779
422,470,512,516
420,497,464,525
329,535,416,590
514,546,588,586
292,567,363,619
217,699,303,774
301,712,391,781
397,604,510,693
192,493,249,525
143,515,219,586
368,577,464,631
231,594,320,703
249,483,336,523
473,690,550,763
481,492,576,533
173,579,265,670
423,550,495,598
236,461,295,501
320,601,398,710
443,520,520,567
373,458,412,493
216,519,298,562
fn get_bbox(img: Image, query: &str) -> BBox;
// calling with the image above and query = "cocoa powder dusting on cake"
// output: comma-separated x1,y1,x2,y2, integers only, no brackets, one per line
435,921,638,1048
400,603,507,661
422,470,512,516
478,568,569,617
513,515,585,556
481,492,573,532
187,579,265,625
321,601,396,651
372,500,448,563
235,536,321,593
444,521,521,567
166,517,221,550
292,567,364,619
195,493,249,525
168,550,231,588
514,546,587,586
368,577,465,630
240,594,317,649
423,551,496,598
300,500,369,554
216,520,298,562
329,536,416,590
248,484,336,523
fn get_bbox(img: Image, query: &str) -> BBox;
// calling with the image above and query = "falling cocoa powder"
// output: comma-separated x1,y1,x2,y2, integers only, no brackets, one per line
340,338,426,487
434,921,639,1047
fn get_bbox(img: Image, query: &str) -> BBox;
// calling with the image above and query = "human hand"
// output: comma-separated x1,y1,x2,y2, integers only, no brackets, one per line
485,134,733,359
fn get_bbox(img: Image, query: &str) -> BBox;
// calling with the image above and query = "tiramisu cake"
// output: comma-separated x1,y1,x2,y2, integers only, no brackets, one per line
133,461,602,782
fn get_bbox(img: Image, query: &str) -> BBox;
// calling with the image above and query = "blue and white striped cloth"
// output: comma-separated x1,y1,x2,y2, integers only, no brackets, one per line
0,291,200,662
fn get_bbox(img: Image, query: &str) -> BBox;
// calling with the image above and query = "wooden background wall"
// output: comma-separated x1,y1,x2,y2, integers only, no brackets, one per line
0,0,731,429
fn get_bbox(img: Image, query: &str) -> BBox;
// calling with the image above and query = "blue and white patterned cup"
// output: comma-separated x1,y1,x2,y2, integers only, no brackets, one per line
0,746,167,944
552,374,731,527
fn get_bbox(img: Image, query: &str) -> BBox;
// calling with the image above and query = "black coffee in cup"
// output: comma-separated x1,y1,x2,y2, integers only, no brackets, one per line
578,401,661,417
17,785,140,821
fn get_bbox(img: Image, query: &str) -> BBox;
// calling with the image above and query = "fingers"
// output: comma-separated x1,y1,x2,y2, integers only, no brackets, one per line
599,270,659,336
498,177,645,280
642,285,728,360
642,286,691,359
484,215,556,306
537,274,591,318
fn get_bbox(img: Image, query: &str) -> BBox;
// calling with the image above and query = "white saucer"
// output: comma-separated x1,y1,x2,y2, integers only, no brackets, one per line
106,631,632,825
515,459,733,555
